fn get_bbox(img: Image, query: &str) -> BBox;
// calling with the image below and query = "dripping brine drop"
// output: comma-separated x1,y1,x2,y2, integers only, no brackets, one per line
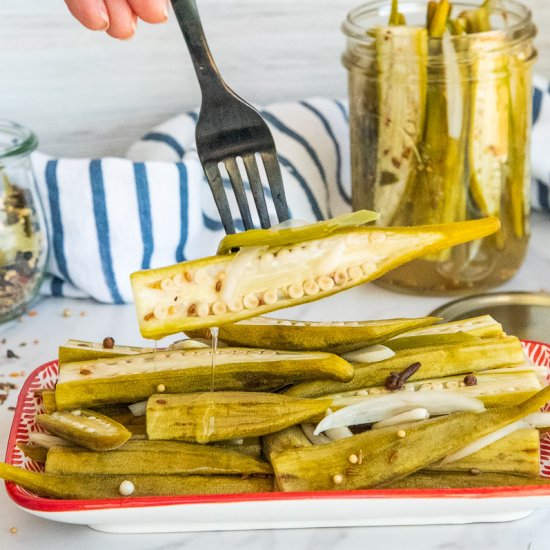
202,326,218,439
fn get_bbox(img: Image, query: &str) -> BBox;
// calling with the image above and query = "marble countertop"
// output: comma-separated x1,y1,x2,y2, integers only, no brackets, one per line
0,212,549,550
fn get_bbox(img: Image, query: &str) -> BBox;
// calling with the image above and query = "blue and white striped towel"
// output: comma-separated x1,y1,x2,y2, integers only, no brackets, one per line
33,81,550,303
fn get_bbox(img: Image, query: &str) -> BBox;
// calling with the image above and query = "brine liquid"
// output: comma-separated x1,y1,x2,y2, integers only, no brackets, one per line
201,327,219,439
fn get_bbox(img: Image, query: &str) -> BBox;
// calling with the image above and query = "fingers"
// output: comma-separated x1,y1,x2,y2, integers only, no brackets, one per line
103,0,138,39
64,0,110,31
127,0,169,24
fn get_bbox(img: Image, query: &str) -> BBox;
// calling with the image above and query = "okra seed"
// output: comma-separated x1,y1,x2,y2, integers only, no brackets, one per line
445,381,459,389
157,384,166,393
355,389,368,396
212,301,227,316
193,270,208,285
154,304,168,320
397,430,406,438
332,474,344,485
119,480,135,496
172,273,185,287
459,381,466,388
303,279,320,296
160,278,174,291
361,262,372,274
419,383,432,391
196,303,210,317
262,290,278,305
333,270,348,286
243,293,259,309
183,271,193,283
317,276,334,291
347,265,362,282
370,388,382,395
288,284,304,300
432,382,444,390
370,232,387,244
227,298,243,313
348,454,358,464
260,252,275,268
276,249,291,260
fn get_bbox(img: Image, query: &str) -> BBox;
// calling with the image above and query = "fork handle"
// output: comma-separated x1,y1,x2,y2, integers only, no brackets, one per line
171,0,226,95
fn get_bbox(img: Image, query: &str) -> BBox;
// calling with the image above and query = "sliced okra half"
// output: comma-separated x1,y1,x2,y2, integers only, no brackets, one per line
36,410,131,451
55,347,353,410
285,336,526,398
131,215,500,338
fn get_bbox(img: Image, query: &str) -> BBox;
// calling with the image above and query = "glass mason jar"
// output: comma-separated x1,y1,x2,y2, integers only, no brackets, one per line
0,121,48,321
343,0,537,295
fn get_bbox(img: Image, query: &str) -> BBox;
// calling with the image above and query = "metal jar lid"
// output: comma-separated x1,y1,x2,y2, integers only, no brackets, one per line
430,292,550,343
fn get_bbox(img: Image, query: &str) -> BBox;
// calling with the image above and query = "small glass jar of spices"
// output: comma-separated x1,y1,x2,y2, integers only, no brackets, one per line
0,121,48,321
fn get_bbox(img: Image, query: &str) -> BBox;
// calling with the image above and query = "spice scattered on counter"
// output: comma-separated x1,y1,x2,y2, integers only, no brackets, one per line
33,339,39,345
27,310,38,317
80,311,87,317
7,406,15,411
9,527,17,535
6,349,19,359
18,342,26,347
62,308,72,318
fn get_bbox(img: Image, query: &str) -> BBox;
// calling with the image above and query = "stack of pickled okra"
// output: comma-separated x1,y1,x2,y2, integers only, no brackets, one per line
2,212,549,499
2,313,549,499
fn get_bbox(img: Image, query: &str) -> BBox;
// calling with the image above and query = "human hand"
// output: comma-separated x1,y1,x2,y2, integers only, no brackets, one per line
64,0,169,39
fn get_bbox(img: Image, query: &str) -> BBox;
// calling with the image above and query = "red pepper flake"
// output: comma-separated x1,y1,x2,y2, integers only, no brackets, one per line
464,373,477,387
27,310,38,317
6,349,19,359
79,369,92,375
156,399,167,405
80,311,87,317
388,450,399,464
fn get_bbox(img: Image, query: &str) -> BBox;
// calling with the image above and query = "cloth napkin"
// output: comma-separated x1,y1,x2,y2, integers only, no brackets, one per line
32,78,550,303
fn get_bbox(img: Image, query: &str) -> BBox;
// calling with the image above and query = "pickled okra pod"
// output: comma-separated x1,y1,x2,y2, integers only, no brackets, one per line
285,336,526,398
45,440,272,476
328,367,543,409
427,428,540,477
59,339,154,366
262,425,313,460
385,315,505,351
54,347,353,410
271,384,550,492
131,216,500,338
146,392,331,444
36,410,131,451
187,316,439,354
385,471,550,490
0,463,273,499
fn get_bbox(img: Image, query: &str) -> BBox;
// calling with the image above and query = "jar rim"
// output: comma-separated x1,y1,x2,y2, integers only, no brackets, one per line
0,120,38,160
342,0,536,46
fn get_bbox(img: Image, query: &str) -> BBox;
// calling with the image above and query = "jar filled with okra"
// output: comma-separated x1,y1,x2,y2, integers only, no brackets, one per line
342,0,537,294
0,121,48,321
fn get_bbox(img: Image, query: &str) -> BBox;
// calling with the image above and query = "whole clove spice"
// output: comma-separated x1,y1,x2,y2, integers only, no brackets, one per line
385,361,422,391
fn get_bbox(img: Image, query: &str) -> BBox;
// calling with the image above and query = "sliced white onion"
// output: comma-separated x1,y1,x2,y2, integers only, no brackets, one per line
301,424,331,445
372,408,430,429
343,344,395,363
128,401,147,417
221,246,265,304
440,412,550,465
28,433,72,448
314,391,485,435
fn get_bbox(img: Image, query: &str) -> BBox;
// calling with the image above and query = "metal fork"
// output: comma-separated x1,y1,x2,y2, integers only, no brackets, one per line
171,0,289,233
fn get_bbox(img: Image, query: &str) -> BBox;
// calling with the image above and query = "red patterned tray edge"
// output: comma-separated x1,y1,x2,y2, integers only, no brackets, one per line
5,341,550,513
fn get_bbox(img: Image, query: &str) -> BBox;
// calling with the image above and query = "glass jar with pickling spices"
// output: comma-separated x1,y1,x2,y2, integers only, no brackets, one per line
0,121,48,321
342,0,537,294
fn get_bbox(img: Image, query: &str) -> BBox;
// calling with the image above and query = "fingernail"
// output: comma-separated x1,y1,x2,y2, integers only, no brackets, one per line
131,15,137,33
163,0,170,20
97,4,110,30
